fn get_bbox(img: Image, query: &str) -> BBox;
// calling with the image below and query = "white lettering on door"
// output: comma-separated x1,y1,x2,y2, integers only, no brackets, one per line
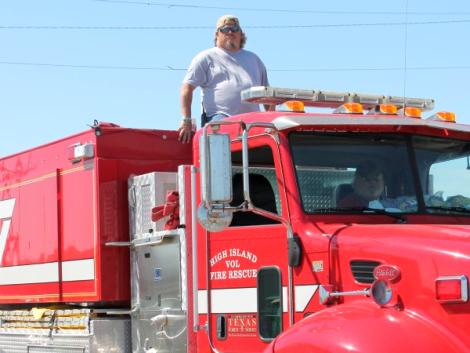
0,199,15,265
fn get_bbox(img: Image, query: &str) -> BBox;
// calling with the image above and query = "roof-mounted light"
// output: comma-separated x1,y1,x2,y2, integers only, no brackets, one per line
334,102,363,114
241,86,435,111
367,104,398,115
427,111,456,123
399,106,422,119
281,100,305,112
379,104,398,115
436,275,468,303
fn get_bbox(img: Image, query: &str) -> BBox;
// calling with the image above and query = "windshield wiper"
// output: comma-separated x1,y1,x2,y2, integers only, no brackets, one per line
425,206,470,214
314,207,407,223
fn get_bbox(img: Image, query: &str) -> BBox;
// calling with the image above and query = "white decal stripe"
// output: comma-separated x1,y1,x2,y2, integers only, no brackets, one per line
198,288,257,314
198,285,319,314
198,290,207,314
0,259,95,285
0,199,15,263
295,285,318,311
282,287,288,313
0,199,15,219
0,262,59,285
62,259,95,281
0,220,12,264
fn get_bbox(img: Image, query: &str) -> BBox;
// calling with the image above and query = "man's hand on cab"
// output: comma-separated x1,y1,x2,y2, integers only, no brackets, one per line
178,119,194,144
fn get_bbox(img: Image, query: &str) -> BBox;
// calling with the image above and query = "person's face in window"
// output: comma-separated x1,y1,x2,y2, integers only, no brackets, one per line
353,172,384,201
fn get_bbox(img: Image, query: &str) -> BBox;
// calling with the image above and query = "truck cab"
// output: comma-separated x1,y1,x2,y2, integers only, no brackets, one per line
196,86,470,353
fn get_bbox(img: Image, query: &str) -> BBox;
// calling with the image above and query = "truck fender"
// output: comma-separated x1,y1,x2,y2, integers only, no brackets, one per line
267,301,470,353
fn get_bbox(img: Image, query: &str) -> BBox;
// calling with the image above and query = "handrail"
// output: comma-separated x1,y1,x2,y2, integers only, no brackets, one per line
191,165,200,332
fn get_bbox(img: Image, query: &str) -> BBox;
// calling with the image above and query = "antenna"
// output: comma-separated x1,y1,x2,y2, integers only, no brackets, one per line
402,0,410,110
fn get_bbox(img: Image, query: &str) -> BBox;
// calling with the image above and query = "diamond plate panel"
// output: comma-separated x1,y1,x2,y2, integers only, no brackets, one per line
0,333,90,353
297,169,355,210
140,184,153,233
0,318,130,353
128,172,177,239
28,345,85,353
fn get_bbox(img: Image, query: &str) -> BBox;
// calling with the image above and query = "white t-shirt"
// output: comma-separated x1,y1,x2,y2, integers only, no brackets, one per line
183,47,269,117
368,200,384,209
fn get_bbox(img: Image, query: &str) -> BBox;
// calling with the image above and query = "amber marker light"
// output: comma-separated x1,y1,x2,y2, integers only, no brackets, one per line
282,100,305,112
334,103,363,114
429,111,456,123
380,104,398,115
345,103,363,114
402,107,422,118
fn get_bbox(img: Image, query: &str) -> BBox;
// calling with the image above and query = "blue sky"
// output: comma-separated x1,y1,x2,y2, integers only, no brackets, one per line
1,0,469,157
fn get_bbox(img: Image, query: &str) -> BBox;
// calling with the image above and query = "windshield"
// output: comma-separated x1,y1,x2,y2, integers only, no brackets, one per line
289,132,470,215
414,136,470,213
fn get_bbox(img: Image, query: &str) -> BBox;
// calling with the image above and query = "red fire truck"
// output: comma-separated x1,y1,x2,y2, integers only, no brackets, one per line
1,86,470,353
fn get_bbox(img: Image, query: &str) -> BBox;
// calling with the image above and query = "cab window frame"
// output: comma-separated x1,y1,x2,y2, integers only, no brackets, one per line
229,139,283,227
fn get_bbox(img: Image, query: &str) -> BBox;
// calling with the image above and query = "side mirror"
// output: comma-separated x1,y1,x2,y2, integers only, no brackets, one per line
200,133,232,204
198,133,233,231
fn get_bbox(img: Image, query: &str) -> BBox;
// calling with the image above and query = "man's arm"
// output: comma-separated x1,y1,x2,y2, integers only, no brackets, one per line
178,83,196,143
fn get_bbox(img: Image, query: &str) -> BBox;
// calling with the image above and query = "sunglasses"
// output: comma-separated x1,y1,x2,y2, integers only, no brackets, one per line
219,25,241,34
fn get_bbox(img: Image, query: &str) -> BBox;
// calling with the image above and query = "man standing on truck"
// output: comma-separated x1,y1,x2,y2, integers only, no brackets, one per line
178,14,271,143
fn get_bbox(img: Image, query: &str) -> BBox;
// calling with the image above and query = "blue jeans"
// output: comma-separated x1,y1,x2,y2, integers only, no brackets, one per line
202,112,230,126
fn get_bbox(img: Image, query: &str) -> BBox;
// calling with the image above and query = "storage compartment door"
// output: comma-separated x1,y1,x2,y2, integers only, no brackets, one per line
0,172,60,303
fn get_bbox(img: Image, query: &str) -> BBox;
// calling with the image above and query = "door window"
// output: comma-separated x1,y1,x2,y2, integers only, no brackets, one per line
230,145,281,226
257,267,282,340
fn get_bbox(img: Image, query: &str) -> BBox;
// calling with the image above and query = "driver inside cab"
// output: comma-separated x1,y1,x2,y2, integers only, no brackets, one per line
338,161,384,209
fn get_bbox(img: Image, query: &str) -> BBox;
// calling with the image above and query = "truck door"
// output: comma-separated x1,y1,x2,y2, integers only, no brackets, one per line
203,141,289,352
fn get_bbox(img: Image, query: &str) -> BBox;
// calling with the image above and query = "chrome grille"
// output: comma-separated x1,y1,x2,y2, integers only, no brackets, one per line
350,260,381,284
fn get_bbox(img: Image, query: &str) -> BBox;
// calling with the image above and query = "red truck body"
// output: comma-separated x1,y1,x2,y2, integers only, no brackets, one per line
0,125,191,304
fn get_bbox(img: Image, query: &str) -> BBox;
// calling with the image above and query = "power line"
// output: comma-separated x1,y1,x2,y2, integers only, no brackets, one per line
0,25,210,30
1,60,469,72
0,61,185,70
270,66,470,72
403,0,410,102
1,19,469,31
92,0,470,16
